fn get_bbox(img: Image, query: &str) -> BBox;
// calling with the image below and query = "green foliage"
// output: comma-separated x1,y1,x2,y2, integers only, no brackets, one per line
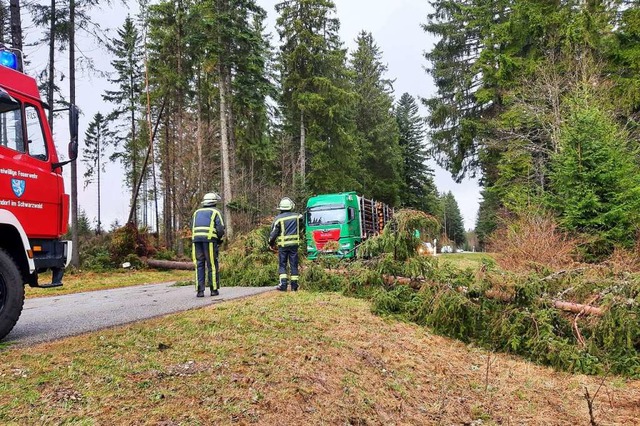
550,94,640,257
395,93,438,213
358,209,440,262
276,0,361,193
220,224,279,287
108,224,155,266
371,285,422,320
302,262,347,293
103,15,146,212
439,192,466,247
611,7,640,112
350,31,403,206
370,268,640,377
154,248,178,261
424,0,640,257
294,209,640,377
474,188,500,251
80,234,115,271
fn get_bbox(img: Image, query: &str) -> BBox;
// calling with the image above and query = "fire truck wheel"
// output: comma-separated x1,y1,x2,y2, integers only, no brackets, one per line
0,248,25,340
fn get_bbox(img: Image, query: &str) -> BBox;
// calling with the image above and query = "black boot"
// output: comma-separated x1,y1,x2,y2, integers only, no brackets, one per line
276,278,288,291
291,281,299,292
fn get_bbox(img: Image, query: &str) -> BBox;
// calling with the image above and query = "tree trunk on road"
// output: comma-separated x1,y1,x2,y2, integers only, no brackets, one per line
147,259,193,270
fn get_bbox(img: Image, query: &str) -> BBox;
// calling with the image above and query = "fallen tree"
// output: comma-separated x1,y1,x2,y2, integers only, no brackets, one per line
147,259,193,270
326,268,605,316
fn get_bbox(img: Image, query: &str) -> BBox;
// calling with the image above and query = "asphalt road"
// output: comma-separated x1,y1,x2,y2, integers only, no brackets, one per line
4,282,275,346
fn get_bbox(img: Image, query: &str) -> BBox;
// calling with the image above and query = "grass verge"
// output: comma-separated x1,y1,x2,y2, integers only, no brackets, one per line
435,252,495,270
26,269,194,298
0,291,638,425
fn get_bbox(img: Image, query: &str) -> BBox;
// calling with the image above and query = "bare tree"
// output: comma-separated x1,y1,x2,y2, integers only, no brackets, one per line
69,0,79,267
9,0,22,59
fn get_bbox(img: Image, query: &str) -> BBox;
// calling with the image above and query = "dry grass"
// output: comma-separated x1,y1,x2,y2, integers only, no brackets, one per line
605,245,640,275
26,269,194,298
488,210,579,273
0,291,638,425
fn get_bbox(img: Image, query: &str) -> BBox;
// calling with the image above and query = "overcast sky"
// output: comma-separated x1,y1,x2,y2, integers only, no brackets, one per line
24,0,481,230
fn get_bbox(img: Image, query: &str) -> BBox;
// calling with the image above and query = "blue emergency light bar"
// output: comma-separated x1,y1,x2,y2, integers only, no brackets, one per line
0,49,19,70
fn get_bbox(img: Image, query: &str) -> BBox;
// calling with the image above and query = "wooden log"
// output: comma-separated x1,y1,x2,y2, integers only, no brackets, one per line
147,259,194,270
553,300,603,316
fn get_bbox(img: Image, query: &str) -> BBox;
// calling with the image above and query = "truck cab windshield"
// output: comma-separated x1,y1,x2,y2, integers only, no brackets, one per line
307,204,346,226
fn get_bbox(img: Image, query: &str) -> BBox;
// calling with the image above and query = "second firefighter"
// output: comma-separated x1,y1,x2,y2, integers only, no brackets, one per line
269,197,303,291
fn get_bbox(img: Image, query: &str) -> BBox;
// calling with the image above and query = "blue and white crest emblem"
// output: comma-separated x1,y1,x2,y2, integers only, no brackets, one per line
11,179,25,198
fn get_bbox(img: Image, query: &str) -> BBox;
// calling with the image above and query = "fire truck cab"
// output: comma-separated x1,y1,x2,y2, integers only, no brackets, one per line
0,47,78,339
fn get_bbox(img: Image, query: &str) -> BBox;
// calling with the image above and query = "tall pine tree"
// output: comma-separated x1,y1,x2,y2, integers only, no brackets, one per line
103,15,145,225
350,31,402,205
275,0,359,194
440,191,466,247
395,92,438,214
82,112,113,234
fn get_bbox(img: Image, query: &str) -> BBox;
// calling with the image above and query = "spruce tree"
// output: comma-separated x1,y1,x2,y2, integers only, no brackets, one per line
550,94,640,255
232,12,276,182
395,93,438,214
194,0,271,239
350,31,402,205
147,0,201,251
82,112,113,235
440,192,466,247
612,5,640,113
275,0,359,194
103,15,145,225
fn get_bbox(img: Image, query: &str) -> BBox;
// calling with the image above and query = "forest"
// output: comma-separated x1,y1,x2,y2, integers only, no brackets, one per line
3,0,474,265
2,0,639,265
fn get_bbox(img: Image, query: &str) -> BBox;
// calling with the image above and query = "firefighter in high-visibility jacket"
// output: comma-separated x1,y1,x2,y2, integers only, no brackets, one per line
192,193,225,297
269,197,303,291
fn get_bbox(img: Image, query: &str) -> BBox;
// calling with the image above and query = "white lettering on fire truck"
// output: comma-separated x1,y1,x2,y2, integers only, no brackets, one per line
0,168,38,180
0,199,43,209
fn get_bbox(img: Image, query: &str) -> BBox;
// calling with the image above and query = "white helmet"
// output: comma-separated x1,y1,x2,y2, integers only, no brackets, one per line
278,197,295,211
202,192,221,206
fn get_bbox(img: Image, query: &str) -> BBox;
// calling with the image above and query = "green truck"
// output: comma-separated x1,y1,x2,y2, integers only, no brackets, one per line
305,192,393,259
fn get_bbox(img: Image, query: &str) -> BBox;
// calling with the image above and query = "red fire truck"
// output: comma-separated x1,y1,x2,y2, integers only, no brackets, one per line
0,47,78,339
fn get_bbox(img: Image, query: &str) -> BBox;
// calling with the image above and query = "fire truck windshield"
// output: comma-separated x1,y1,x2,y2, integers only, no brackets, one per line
307,205,346,226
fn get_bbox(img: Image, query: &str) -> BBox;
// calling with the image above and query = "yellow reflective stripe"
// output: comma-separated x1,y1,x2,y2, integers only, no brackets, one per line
192,243,197,290
192,208,221,239
209,243,217,290
279,274,288,279
278,218,286,240
275,214,300,246
291,275,299,280
206,209,219,239
277,237,299,245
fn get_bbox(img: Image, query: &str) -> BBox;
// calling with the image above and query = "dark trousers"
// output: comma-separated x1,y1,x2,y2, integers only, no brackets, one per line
278,245,299,289
193,241,220,292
